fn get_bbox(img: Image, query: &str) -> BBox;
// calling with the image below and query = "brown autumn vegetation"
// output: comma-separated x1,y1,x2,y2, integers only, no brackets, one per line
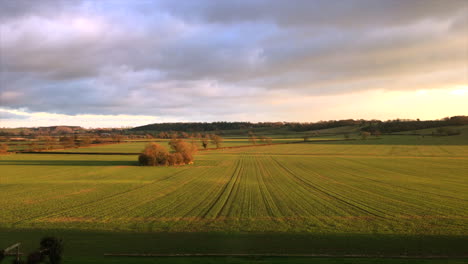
210,134,223,148
361,131,371,140
0,143,8,154
138,139,197,166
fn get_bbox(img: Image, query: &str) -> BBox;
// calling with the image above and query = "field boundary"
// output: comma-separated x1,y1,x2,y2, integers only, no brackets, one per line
18,151,138,155
16,139,360,155
103,253,468,259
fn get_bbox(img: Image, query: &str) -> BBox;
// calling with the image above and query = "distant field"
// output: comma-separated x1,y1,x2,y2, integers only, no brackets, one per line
219,140,468,156
46,138,307,153
1,135,467,261
1,144,466,233
392,125,468,135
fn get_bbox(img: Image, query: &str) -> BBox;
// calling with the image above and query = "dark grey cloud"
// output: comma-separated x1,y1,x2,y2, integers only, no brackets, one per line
160,0,465,28
0,0,466,119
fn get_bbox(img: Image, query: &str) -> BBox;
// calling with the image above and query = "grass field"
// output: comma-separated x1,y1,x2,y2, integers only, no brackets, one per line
43,138,307,153
1,133,467,262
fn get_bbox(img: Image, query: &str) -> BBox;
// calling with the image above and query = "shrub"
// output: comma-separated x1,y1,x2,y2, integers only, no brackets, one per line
138,143,169,166
139,141,196,166
173,152,184,164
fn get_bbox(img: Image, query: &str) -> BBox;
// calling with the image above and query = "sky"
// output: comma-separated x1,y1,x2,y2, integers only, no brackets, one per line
0,0,467,128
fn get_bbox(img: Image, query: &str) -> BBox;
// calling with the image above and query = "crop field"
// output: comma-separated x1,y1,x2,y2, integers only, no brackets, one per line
1,144,467,233
45,138,306,153
1,135,467,262
218,141,468,157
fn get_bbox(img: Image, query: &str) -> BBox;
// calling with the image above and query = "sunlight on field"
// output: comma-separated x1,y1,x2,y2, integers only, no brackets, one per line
1,142,467,235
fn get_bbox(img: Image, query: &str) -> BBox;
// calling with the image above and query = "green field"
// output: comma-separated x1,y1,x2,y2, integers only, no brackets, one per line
43,138,306,153
1,133,467,263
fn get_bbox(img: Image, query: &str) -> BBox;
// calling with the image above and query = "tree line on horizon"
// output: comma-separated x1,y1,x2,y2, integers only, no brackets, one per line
130,116,468,133
361,116,468,134
1,116,466,137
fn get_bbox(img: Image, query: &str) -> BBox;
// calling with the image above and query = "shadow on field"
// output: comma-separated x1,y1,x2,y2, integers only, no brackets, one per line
0,160,139,166
1,229,467,259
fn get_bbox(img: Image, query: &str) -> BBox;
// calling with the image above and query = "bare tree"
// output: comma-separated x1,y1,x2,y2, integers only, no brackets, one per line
157,132,167,139
210,134,223,148
170,132,179,139
249,134,257,144
201,135,209,149
112,134,123,143
28,141,39,152
80,136,92,147
53,126,73,135
59,136,75,148
361,131,371,140
0,143,8,154
43,136,55,150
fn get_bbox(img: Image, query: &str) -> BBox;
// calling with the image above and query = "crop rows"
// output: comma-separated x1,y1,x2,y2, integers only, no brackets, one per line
216,142,468,158
1,142,467,234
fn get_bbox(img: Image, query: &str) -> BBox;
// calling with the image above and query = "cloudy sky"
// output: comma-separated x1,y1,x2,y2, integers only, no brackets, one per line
0,0,467,128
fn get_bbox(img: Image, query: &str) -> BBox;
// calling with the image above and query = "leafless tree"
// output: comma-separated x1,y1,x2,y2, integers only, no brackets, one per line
0,143,8,154
201,135,209,149
210,134,223,148
249,134,257,144
361,131,371,140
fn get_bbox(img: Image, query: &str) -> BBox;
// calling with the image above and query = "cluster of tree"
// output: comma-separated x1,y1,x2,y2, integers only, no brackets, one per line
138,140,197,166
131,120,366,133
157,131,194,139
362,116,468,133
131,116,467,134
0,126,129,138
132,122,256,132
156,132,223,149
0,126,85,137
288,120,364,132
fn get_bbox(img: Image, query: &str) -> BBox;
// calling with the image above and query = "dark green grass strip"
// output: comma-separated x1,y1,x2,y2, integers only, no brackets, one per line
2,229,467,258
